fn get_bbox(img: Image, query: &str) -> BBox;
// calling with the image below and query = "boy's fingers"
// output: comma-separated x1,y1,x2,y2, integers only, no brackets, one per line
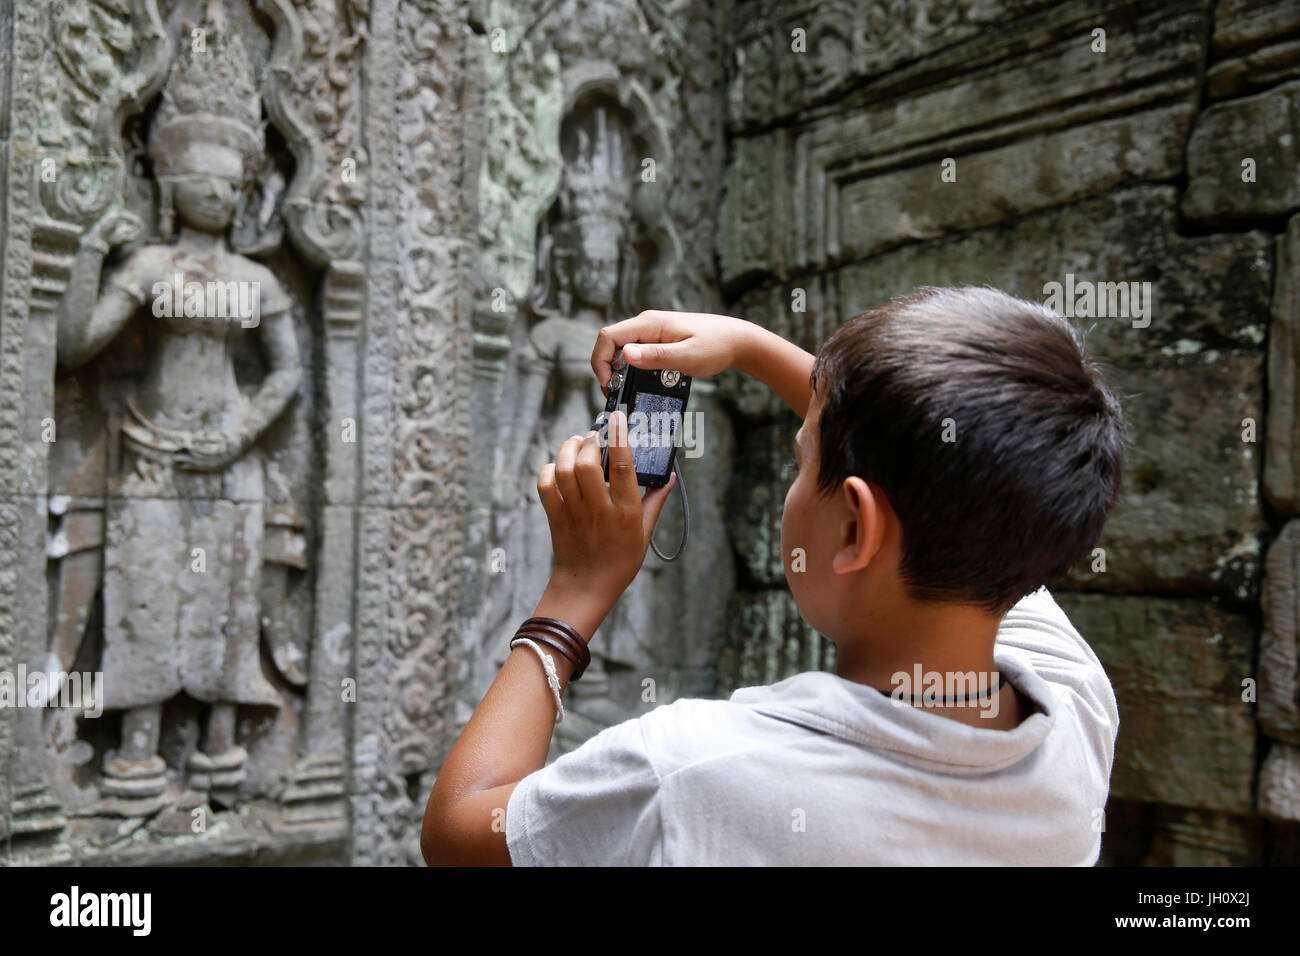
591,328,617,388
591,314,668,385
641,471,676,539
536,463,564,521
622,340,687,371
554,435,583,503
574,431,609,504
607,411,639,509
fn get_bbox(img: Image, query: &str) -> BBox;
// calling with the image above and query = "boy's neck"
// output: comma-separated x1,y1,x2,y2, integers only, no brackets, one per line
837,600,1008,712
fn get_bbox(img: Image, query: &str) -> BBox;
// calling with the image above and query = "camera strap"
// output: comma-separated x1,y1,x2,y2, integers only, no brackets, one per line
650,458,688,562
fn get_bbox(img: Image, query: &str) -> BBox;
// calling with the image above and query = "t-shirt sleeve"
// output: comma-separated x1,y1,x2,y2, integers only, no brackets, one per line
995,587,1119,752
506,716,664,866
997,587,1106,683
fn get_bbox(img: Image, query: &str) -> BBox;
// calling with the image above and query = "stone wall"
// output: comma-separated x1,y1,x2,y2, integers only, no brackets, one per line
0,0,730,866
3,0,1298,867
715,0,1300,864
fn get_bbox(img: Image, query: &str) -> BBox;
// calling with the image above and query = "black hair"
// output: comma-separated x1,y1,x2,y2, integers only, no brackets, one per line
810,286,1127,613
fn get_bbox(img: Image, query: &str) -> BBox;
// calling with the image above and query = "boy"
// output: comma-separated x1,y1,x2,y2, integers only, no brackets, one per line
422,285,1126,866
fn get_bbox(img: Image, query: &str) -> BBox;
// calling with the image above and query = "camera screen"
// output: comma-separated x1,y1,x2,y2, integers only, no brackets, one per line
629,391,683,477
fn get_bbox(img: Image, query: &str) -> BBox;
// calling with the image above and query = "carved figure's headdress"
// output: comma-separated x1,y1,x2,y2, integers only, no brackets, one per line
149,0,262,179
561,106,632,224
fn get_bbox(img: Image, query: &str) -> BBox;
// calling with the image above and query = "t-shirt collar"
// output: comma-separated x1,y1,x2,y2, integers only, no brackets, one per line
729,651,1055,774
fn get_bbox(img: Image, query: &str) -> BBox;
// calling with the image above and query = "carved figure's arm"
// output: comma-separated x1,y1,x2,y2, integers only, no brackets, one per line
497,334,553,508
241,302,302,443
57,210,145,369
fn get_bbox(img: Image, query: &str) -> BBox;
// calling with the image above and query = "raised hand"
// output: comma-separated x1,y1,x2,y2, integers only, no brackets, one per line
536,410,676,605
590,310,755,393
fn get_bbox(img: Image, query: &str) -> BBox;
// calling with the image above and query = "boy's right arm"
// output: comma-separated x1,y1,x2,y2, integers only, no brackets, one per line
591,311,816,418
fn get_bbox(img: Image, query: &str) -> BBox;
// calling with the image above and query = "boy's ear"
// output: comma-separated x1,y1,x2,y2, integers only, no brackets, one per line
831,476,886,574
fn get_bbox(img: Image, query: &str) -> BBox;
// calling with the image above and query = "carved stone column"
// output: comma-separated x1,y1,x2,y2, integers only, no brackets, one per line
7,217,82,842
281,261,363,826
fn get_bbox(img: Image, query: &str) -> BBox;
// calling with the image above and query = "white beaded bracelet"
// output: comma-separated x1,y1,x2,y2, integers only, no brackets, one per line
510,637,565,724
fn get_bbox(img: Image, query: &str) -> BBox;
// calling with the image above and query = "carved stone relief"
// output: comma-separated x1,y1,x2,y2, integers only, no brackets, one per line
4,0,370,862
1,0,728,865
462,0,733,761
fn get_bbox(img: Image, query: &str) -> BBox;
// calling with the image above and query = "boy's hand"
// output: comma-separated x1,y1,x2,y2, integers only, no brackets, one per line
592,308,816,418
535,411,676,624
591,310,754,393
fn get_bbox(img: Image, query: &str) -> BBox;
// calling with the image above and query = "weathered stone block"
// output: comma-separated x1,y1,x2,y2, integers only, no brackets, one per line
1055,593,1257,813
1141,805,1263,865
1207,0,1300,99
727,415,799,588
716,588,834,694
835,188,1273,350
825,103,1193,267
1064,352,1264,600
718,278,834,422
723,0,1210,285
1260,742,1300,821
726,0,1200,133
727,0,1045,131
718,130,790,288
1265,214,1300,514
1260,520,1300,742
1183,80,1300,223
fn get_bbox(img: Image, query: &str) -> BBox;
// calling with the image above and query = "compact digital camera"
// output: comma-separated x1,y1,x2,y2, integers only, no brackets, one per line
593,354,692,488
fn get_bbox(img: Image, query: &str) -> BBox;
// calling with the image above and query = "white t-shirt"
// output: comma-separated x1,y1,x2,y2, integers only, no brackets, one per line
505,587,1118,866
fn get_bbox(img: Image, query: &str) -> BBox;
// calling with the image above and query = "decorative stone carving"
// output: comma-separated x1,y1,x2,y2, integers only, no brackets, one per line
48,0,304,817
462,0,733,763
344,0,471,867
3,0,372,862
1,0,728,865
480,68,684,754
7,0,174,846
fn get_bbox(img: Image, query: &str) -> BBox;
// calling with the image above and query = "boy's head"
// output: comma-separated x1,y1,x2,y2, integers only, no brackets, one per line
781,286,1126,632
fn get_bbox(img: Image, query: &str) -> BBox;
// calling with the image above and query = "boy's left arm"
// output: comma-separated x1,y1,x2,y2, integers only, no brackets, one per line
421,411,673,866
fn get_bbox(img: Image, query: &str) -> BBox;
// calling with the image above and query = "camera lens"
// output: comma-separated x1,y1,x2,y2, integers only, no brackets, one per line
660,370,681,387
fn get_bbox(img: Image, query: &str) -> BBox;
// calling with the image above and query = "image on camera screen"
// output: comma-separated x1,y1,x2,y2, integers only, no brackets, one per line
629,391,682,477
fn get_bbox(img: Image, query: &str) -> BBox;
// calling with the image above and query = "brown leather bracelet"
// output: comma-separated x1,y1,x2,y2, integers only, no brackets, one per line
521,617,590,664
518,616,590,680
515,631,583,679
522,616,595,676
